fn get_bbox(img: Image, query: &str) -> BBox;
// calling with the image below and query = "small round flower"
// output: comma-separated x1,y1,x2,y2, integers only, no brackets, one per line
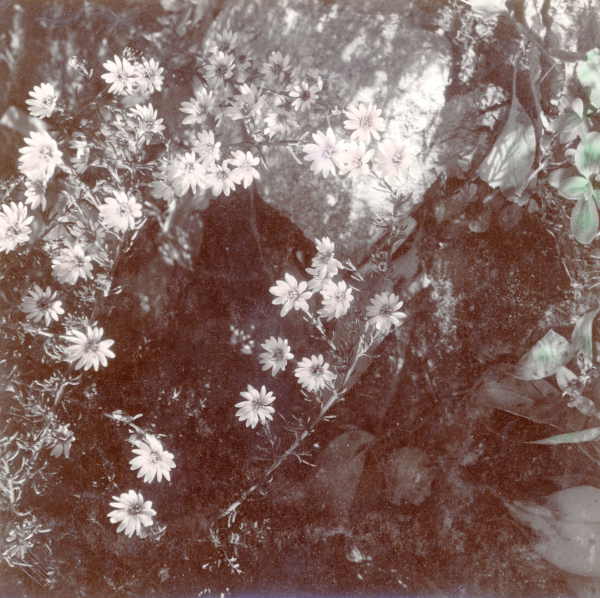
294,354,336,393
269,273,312,317
62,325,115,371
18,131,63,182
20,285,64,326
48,424,75,458
366,292,407,334
101,54,136,95
303,128,338,178
51,243,93,285
25,83,59,119
319,279,353,321
229,150,260,189
129,435,176,483
343,102,385,144
259,336,294,376
0,202,33,253
107,490,156,538
99,191,142,233
375,138,405,178
235,384,276,428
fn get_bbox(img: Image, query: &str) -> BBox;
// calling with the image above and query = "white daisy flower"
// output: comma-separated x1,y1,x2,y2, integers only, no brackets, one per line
306,237,343,280
229,150,260,189
290,80,321,112
235,384,276,428
261,51,292,84
180,87,216,126
192,129,221,166
294,354,336,393
375,138,405,178
336,142,374,177
48,424,75,458
0,202,33,253
319,279,353,321
130,103,165,136
129,434,176,484
18,131,63,182
263,109,297,139
101,54,136,95
366,292,407,334
205,51,235,87
139,57,164,94
99,191,142,233
24,178,47,211
51,243,93,285
107,490,156,538
62,325,115,371
269,273,312,317
343,102,385,144
206,162,236,197
20,285,64,326
303,128,339,178
25,82,59,119
167,152,207,197
259,336,294,376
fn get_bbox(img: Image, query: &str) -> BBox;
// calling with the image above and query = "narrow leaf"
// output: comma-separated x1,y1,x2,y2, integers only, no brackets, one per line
571,306,600,359
477,95,535,194
571,195,599,245
529,427,600,445
514,329,572,380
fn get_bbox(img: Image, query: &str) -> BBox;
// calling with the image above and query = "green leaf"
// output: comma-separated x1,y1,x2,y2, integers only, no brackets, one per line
559,176,590,200
477,95,535,194
575,132,600,178
577,49,600,88
571,195,599,245
571,306,600,359
528,427,600,445
514,329,572,380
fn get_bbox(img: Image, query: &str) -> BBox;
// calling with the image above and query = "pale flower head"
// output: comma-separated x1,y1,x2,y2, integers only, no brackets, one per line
336,142,374,177
101,54,136,95
205,51,235,87
366,292,407,334
0,202,33,253
180,87,216,126
25,82,59,119
20,284,64,326
303,128,338,178
99,191,142,233
343,102,385,144
193,129,221,166
62,325,115,371
375,138,405,179
319,279,353,321
129,434,176,484
229,150,260,189
235,384,276,428
130,103,165,136
206,161,236,197
51,242,93,285
168,152,207,197
24,178,47,211
290,80,321,112
269,272,312,317
261,51,292,84
48,424,75,458
306,236,343,280
139,57,164,94
107,490,156,538
294,354,336,393
259,336,294,376
18,131,63,182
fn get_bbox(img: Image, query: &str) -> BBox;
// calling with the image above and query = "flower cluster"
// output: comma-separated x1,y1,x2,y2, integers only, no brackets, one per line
102,53,164,97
